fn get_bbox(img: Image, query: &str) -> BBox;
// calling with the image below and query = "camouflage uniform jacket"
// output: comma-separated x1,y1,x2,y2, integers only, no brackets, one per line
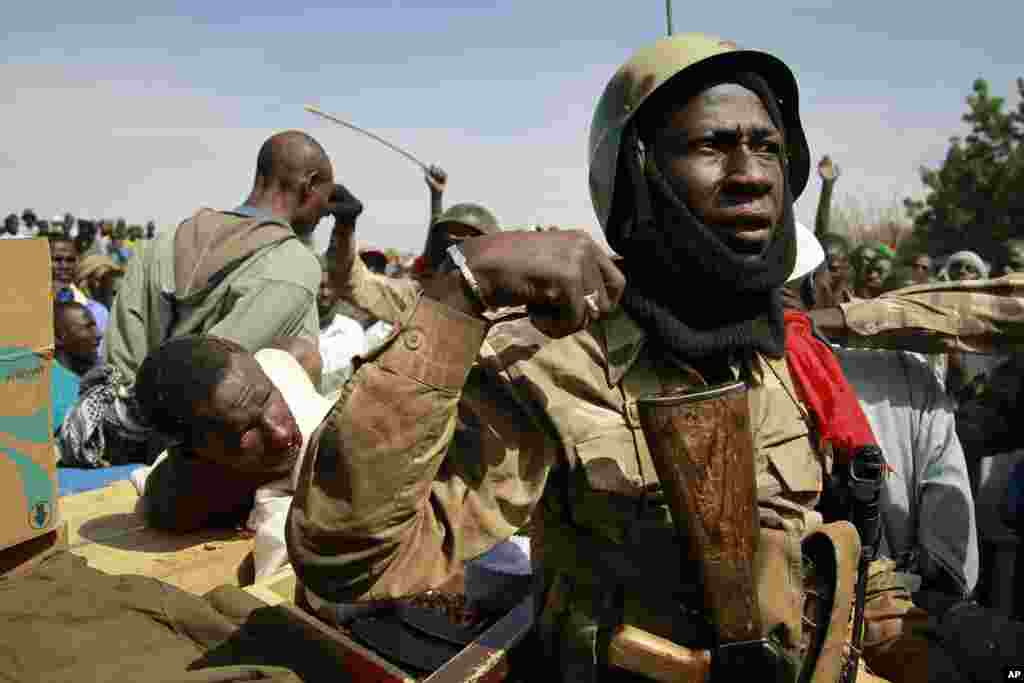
836,274,1024,354
289,257,829,679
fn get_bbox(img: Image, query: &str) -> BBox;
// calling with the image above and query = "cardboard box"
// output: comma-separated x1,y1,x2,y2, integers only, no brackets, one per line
0,238,59,553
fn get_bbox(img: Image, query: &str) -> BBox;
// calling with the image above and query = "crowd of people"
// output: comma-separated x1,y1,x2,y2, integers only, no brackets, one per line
5,31,1024,683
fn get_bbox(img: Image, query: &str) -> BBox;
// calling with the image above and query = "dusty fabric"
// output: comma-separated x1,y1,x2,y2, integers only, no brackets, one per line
287,260,846,681
0,552,314,683
172,209,292,300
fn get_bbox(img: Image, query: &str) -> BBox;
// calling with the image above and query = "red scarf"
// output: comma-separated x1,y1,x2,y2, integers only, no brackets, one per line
783,309,877,463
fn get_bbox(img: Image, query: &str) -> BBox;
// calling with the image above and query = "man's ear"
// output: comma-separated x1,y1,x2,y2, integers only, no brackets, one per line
300,169,323,202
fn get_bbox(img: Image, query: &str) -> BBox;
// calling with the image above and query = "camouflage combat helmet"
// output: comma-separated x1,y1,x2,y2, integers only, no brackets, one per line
430,202,500,236
588,32,810,239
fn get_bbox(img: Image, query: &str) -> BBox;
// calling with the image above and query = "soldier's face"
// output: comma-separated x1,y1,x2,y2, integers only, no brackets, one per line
652,84,785,256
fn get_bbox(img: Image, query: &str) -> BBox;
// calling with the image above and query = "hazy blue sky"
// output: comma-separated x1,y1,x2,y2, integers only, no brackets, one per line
3,1,1021,252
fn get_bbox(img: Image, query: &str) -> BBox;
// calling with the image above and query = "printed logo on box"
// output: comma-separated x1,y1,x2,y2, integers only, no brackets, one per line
1,346,54,530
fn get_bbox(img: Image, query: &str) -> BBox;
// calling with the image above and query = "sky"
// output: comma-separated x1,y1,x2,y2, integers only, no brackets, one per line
3,1,1022,254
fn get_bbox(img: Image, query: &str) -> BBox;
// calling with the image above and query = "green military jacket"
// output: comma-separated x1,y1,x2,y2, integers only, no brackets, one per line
105,209,321,381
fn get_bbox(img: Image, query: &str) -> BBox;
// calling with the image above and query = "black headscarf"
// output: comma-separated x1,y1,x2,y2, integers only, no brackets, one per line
610,70,797,377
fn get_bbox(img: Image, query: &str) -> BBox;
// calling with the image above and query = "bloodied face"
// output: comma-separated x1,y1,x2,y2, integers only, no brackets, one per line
192,352,303,475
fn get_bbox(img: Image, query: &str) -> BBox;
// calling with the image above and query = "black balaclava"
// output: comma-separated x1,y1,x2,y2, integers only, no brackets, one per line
609,70,796,380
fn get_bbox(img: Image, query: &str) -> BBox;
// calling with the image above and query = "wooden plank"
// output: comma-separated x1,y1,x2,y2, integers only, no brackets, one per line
60,480,256,595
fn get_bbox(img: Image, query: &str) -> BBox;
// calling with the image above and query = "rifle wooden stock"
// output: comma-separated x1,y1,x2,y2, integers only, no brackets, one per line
608,625,711,682
636,382,762,643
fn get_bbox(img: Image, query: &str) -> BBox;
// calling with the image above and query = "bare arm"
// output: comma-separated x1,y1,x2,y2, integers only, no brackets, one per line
814,156,839,239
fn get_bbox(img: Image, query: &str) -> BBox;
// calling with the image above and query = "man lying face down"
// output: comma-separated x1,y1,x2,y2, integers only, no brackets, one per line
135,334,332,533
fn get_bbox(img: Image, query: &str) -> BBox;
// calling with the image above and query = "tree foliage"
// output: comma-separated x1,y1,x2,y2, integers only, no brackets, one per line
905,78,1024,260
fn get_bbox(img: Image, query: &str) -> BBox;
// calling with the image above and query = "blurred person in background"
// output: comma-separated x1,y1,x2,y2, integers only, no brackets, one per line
77,254,124,313
2,213,20,239
21,208,37,235
107,223,132,266
937,251,996,399
995,239,1024,277
939,250,988,282
52,302,100,437
856,253,893,299
358,248,388,275
907,253,933,284
54,302,100,378
820,233,855,303
49,235,110,343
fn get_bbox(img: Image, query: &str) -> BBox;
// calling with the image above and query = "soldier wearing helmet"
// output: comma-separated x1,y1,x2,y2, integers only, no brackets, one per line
325,164,503,320
420,165,500,277
293,34,861,682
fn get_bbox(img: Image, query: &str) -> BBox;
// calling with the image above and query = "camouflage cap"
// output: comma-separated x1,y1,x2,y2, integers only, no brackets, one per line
431,203,500,236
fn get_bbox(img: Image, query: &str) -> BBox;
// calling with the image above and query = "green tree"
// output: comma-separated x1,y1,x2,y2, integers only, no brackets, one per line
905,78,1024,260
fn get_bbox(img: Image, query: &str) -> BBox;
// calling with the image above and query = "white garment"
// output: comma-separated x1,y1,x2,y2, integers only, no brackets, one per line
835,347,979,593
318,316,395,396
318,313,368,395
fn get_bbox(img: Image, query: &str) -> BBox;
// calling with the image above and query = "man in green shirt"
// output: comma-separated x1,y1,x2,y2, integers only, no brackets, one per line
105,130,335,380
60,131,337,468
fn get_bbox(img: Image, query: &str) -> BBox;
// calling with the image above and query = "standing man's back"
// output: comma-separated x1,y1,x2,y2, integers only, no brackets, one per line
105,130,334,380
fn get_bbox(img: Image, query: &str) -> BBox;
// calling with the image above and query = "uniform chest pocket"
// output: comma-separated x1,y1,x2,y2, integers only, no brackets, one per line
764,436,822,495
568,430,652,545
573,430,647,498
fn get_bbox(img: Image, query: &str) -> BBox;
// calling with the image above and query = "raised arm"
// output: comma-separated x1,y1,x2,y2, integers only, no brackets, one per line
287,230,625,603
814,156,840,239
426,164,446,226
